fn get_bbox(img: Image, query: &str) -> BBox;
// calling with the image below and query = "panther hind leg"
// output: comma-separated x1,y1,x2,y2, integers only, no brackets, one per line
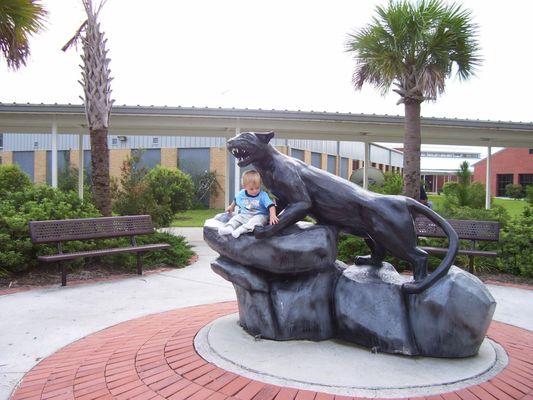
354,237,385,267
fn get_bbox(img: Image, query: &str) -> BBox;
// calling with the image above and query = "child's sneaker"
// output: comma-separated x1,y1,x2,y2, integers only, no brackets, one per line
231,229,242,238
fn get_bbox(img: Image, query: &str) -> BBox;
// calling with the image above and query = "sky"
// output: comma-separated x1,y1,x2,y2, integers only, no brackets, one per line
1,0,532,125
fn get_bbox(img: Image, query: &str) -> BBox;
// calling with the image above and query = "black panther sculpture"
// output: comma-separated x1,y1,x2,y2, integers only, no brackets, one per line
227,131,459,294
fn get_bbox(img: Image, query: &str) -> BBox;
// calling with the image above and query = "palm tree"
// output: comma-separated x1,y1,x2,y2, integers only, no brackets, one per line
0,0,47,69
346,0,480,199
63,0,114,215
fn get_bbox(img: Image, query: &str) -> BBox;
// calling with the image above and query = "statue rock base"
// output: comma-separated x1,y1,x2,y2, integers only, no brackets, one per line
334,263,418,355
334,264,496,357
211,257,341,341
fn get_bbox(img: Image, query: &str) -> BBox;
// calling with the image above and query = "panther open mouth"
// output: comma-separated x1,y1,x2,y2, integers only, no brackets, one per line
229,145,255,167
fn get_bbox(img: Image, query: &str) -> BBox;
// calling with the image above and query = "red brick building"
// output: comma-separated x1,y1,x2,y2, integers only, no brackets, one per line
473,148,533,197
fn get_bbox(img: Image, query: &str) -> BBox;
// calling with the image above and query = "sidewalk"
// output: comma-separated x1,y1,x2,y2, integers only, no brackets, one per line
0,227,532,400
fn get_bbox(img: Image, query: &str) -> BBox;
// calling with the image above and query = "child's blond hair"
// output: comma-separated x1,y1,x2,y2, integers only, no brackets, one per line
242,170,261,187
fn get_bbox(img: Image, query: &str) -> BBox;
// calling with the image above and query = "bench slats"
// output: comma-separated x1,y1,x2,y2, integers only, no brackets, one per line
420,246,498,257
29,215,156,244
37,243,171,262
415,216,500,241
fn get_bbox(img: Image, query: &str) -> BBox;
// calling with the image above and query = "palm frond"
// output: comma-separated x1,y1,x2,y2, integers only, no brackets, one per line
346,0,481,102
0,0,47,69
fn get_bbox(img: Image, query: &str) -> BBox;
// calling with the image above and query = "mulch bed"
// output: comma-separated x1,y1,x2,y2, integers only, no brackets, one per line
0,255,199,295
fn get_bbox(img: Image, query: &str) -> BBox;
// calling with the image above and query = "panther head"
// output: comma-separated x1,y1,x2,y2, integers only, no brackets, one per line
227,131,275,167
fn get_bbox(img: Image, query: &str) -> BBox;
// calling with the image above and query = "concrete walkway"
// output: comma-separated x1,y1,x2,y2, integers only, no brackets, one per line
0,227,531,400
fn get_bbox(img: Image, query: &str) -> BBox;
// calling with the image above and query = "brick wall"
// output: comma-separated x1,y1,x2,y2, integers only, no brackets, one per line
69,150,80,168
109,149,131,180
304,150,311,165
347,158,354,179
473,148,533,196
320,153,328,170
161,148,178,168
34,150,47,184
0,151,13,165
209,147,226,209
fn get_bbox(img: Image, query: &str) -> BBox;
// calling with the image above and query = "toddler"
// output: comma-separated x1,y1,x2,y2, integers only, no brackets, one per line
218,170,278,238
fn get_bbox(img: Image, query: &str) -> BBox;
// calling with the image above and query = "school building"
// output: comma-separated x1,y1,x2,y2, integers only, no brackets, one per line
0,132,403,208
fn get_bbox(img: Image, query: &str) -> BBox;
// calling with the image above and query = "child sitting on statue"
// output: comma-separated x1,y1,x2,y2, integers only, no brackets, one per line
218,170,279,238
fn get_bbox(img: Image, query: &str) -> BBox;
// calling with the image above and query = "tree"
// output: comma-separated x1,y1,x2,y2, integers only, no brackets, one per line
0,0,47,69
346,0,480,199
63,0,114,215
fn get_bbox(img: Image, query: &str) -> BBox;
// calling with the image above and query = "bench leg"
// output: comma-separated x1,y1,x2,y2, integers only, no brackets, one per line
468,256,475,274
137,253,142,275
59,261,67,286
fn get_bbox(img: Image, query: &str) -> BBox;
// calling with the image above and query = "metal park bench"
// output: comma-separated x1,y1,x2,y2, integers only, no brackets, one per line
415,216,500,273
29,215,170,286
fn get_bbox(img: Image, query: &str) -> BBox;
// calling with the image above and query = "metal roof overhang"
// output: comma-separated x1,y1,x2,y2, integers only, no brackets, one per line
0,103,532,147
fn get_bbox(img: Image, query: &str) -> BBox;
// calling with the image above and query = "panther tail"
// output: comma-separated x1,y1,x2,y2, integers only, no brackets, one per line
402,198,459,294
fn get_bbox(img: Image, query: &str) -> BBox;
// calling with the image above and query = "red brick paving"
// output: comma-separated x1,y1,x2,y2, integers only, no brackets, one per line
9,302,533,400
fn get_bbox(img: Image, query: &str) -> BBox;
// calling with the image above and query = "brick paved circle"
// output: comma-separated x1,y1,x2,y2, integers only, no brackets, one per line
10,302,533,400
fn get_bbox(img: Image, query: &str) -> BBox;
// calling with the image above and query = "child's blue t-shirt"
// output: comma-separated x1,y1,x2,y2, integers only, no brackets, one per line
235,189,274,216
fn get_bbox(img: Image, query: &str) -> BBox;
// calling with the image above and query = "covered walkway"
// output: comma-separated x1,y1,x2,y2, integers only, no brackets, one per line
1,103,532,208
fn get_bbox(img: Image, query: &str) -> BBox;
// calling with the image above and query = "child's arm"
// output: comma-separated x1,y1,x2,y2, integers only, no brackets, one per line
226,201,236,213
269,205,279,225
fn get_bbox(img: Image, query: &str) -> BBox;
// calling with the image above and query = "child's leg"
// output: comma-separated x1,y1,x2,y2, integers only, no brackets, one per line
218,214,247,235
231,214,268,238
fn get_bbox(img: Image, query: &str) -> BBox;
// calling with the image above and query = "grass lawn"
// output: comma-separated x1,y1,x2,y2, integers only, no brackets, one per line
171,208,224,227
492,197,529,218
428,195,528,218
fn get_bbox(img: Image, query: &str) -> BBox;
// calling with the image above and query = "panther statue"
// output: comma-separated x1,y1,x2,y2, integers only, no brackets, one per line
227,131,459,294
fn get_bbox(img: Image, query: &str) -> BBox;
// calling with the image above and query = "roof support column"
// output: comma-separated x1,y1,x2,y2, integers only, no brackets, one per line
225,144,231,208
51,119,58,188
363,142,370,190
234,121,240,201
485,145,492,209
78,133,84,199
336,141,340,175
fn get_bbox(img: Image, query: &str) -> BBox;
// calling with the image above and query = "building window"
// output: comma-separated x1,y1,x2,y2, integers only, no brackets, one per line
111,138,118,146
152,137,159,146
0,133,3,149
519,174,533,188
529,149,533,155
496,174,513,197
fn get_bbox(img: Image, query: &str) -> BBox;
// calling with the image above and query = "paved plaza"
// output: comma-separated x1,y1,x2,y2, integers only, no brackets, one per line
1,228,532,400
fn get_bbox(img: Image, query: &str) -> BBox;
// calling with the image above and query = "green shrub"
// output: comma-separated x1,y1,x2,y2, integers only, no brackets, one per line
337,234,369,263
0,164,31,200
145,166,194,223
98,232,193,270
526,185,533,205
112,155,194,227
505,183,524,199
497,206,533,277
369,172,404,195
58,166,92,195
441,181,485,210
0,185,100,275
337,234,409,271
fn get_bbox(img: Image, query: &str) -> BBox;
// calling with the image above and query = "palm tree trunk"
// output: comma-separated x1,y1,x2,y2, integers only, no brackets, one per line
403,100,421,200
89,127,111,216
